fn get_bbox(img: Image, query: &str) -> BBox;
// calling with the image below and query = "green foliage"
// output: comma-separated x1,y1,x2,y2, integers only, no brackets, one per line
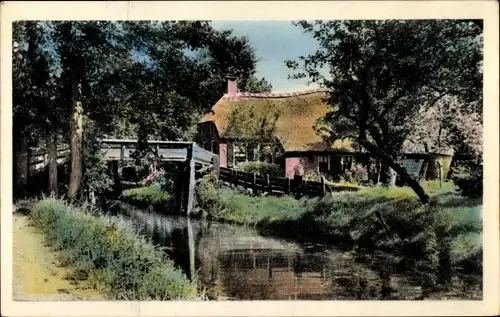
242,76,273,93
453,163,483,198
286,20,482,193
83,122,113,196
195,173,227,219
13,21,270,199
234,161,283,178
120,186,171,210
30,198,198,300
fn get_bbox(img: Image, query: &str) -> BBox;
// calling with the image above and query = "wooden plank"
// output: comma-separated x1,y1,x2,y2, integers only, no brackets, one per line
184,143,196,216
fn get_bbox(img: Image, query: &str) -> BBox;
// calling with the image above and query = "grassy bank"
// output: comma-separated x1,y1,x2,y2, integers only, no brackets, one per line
120,185,171,211
196,175,482,284
30,198,199,300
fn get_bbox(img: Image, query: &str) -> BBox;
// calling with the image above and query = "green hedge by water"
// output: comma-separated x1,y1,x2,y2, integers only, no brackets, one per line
30,198,199,300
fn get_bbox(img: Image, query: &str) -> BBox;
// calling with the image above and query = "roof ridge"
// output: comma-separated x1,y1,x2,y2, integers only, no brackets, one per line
221,88,329,101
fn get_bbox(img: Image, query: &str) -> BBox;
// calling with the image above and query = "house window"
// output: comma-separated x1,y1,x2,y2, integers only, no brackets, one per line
246,145,255,161
308,156,314,164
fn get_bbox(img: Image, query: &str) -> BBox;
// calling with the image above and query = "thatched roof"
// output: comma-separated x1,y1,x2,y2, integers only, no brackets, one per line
200,89,354,152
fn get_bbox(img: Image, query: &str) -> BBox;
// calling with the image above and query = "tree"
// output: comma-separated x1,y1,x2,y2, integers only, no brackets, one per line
12,21,57,196
242,76,273,93
12,20,271,200
50,21,127,200
224,100,282,162
286,20,482,203
116,21,268,143
404,95,482,158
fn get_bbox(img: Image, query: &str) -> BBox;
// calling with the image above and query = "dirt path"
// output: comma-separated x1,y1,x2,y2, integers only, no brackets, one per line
12,213,105,301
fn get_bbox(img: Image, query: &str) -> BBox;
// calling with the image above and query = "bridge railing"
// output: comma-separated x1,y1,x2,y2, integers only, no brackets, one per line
28,145,70,171
27,139,219,172
99,139,218,166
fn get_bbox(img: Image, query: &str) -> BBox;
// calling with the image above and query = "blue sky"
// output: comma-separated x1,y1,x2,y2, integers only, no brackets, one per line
211,21,324,92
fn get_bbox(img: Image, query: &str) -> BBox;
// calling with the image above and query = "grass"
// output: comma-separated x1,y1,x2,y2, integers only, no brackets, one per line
196,174,482,284
120,185,171,211
30,197,200,300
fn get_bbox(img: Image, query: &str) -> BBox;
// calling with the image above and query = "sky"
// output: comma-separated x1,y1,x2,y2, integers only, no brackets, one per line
211,21,325,92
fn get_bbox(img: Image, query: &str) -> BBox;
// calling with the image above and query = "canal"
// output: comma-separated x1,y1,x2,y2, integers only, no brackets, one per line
109,203,456,300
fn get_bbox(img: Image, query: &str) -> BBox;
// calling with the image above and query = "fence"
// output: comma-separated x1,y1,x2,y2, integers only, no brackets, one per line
218,167,359,198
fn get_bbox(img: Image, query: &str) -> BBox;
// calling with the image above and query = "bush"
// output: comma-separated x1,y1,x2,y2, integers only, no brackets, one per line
195,173,228,219
340,163,369,185
234,161,283,178
454,164,482,198
30,198,199,300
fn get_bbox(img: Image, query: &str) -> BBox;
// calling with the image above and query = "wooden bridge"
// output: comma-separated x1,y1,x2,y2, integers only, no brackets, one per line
28,139,220,215
29,139,217,171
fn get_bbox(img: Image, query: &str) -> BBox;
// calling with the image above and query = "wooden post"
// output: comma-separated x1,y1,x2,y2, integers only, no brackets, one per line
111,160,122,198
119,144,125,174
266,174,271,196
234,170,238,188
212,154,220,181
187,217,196,280
320,176,326,196
252,173,257,196
437,159,443,188
183,143,196,216
174,164,183,214
285,177,291,195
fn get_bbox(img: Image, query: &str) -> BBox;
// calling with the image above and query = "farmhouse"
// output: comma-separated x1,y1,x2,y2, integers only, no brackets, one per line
195,77,361,179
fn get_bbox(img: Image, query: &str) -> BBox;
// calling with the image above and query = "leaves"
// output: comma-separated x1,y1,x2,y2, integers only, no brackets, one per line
287,20,482,157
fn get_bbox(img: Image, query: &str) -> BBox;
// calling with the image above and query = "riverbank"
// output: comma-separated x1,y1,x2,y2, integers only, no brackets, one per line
26,198,201,300
119,177,482,293
12,212,104,300
198,177,482,287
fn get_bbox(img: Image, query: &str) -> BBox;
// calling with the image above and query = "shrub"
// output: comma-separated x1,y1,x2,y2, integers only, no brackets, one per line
142,170,165,187
83,132,113,196
454,164,482,198
234,161,283,178
30,198,198,300
341,163,369,185
195,173,227,219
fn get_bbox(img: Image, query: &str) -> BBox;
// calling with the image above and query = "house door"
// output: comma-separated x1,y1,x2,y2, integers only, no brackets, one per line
318,156,329,173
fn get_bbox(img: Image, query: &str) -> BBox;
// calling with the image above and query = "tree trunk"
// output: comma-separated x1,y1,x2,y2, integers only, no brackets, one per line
358,138,430,204
67,83,84,201
47,123,58,194
13,136,29,199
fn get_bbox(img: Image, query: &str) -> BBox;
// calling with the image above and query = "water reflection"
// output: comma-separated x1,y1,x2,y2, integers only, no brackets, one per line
112,204,476,300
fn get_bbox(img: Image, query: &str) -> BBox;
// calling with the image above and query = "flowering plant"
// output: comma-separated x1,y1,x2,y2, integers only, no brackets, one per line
142,170,165,186
341,163,369,185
